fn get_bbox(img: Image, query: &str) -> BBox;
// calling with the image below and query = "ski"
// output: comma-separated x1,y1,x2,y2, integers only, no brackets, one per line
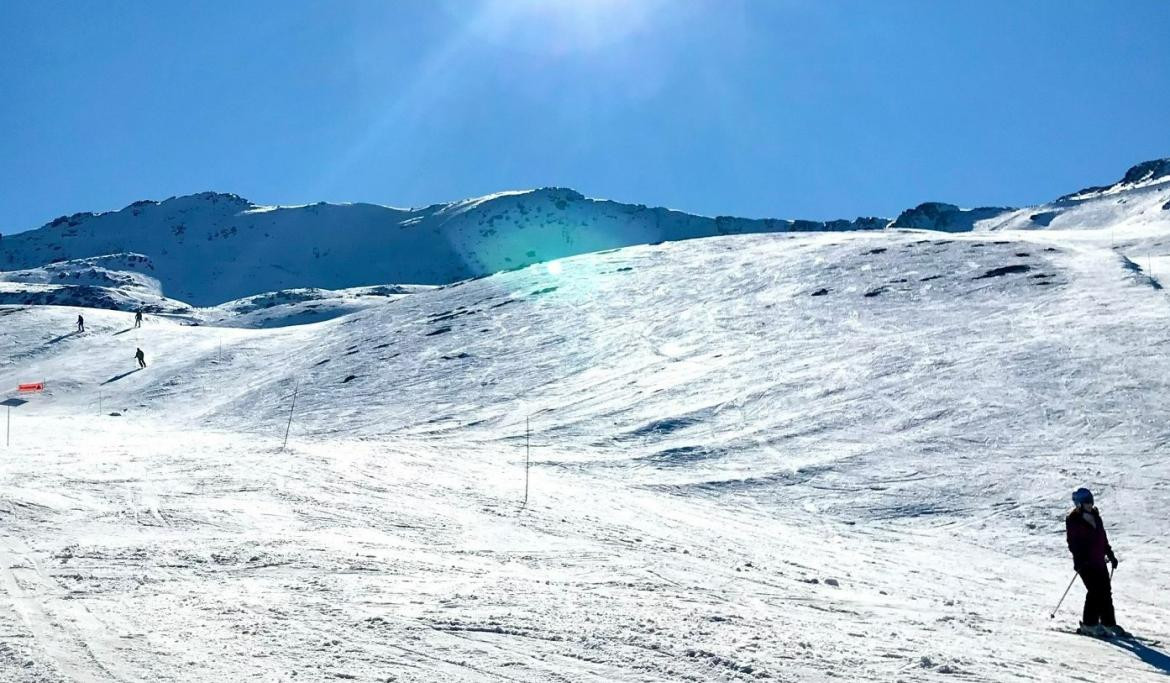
1115,633,1163,648
1052,627,1162,647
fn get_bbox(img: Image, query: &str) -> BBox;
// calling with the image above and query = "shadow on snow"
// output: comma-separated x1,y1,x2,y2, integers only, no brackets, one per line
48,331,81,344
1109,638,1170,675
101,368,142,385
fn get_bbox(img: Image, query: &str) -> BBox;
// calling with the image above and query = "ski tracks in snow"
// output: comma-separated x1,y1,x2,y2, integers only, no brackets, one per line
0,534,135,682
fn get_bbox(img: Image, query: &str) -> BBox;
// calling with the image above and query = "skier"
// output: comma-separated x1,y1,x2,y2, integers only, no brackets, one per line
1066,488,1125,637
76,315,84,332
134,309,143,328
135,347,147,369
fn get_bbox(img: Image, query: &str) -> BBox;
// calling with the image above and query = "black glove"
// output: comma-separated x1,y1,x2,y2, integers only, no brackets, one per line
1107,553,1119,570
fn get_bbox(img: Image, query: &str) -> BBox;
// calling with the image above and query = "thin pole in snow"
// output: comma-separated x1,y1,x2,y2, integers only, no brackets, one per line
282,381,299,451
522,416,531,510
1050,571,1078,618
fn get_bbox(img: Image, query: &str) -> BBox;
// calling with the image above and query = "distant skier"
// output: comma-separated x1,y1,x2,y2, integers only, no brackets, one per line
134,309,143,328
76,315,84,332
1066,488,1125,637
135,347,147,369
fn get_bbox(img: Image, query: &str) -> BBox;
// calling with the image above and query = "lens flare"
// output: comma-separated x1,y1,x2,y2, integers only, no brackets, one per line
448,0,667,56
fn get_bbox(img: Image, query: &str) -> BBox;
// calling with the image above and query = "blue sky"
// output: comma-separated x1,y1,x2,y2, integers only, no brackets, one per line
2,0,1168,234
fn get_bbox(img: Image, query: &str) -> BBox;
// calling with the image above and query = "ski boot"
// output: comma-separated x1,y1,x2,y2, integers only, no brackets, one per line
1104,625,1131,639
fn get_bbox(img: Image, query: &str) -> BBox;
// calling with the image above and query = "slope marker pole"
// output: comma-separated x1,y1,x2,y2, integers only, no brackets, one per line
522,416,530,510
281,381,299,451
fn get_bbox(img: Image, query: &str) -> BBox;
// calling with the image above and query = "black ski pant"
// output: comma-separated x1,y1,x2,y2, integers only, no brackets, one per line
137,358,147,369
1078,564,1116,627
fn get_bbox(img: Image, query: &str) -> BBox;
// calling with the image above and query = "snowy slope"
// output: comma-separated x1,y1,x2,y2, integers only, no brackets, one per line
890,158,1170,236
202,284,431,328
1,218,1169,680
983,161,1170,235
1,190,887,306
0,253,196,315
0,253,160,294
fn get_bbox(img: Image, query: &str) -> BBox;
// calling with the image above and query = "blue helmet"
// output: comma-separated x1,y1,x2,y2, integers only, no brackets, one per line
1072,488,1094,505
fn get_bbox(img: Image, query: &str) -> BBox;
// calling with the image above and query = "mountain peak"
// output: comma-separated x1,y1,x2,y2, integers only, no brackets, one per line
890,202,1013,232
1061,157,1170,201
149,192,253,211
1121,158,1170,185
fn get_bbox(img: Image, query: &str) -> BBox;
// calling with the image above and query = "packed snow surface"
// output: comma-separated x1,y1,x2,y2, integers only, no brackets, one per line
1,160,1169,680
3,223,1170,681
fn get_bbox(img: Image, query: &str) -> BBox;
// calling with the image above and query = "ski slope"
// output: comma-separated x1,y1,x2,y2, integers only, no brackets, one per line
2,214,1170,680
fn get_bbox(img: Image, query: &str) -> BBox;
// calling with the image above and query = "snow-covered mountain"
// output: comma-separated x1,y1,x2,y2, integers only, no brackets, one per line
0,255,428,327
891,158,1170,234
0,189,886,307
0,254,192,313
3,158,1166,321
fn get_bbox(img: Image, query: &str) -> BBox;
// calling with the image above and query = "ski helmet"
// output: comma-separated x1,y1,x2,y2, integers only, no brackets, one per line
1072,488,1094,505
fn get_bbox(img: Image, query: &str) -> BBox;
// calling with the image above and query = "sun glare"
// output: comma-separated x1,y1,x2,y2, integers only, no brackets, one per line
455,0,665,55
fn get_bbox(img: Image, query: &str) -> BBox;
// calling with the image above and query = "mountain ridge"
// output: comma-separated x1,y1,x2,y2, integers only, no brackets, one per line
0,186,886,305
2,158,1168,307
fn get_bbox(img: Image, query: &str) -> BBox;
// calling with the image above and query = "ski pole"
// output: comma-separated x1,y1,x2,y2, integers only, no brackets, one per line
1050,572,1078,619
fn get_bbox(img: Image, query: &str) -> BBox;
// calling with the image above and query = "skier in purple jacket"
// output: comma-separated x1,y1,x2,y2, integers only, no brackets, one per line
1066,488,1126,637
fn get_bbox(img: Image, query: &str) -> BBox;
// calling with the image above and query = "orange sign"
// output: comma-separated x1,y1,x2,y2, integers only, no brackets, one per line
17,383,44,392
